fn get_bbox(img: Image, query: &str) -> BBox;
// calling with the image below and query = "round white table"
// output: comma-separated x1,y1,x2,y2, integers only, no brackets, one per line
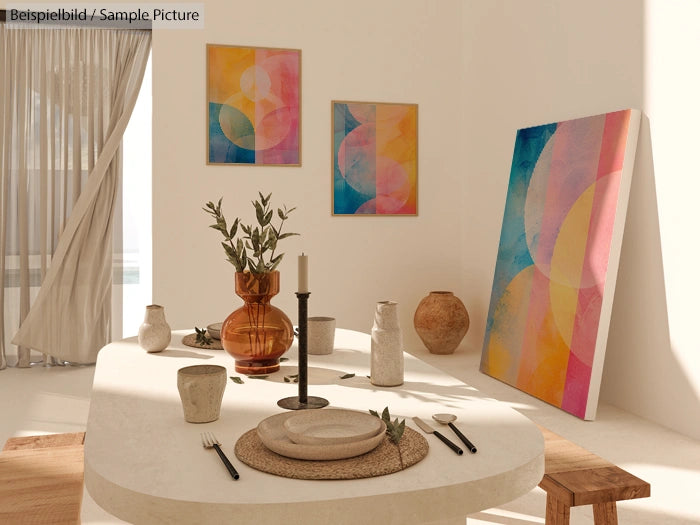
84,329,544,524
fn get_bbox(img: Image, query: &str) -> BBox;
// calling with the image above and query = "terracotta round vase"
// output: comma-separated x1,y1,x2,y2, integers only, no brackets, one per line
413,291,469,355
221,271,294,375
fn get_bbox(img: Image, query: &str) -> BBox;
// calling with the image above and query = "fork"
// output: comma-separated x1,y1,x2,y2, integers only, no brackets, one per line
201,432,240,480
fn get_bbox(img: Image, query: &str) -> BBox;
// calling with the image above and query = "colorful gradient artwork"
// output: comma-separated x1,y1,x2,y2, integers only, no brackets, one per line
207,45,300,165
480,110,641,420
333,101,417,215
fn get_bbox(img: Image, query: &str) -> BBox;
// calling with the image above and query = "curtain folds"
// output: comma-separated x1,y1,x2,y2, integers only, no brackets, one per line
1,24,151,367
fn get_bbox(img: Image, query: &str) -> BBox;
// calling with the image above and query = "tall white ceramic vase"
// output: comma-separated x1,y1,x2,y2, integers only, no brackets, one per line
371,301,404,387
138,304,171,353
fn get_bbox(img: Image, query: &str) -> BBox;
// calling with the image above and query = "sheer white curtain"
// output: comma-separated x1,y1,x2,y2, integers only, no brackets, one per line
0,23,151,368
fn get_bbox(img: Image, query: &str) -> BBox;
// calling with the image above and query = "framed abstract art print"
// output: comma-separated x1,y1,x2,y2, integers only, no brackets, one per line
332,101,417,215
207,44,300,166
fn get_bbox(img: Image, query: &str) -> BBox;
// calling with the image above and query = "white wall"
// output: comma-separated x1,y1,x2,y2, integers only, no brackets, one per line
152,0,700,439
601,0,700,439
152,0,467,351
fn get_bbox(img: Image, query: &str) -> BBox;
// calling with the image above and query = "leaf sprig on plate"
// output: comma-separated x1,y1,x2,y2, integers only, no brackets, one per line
194,326,212,346
369,407,406,444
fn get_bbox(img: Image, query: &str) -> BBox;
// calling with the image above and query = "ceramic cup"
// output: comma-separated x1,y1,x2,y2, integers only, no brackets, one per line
307,317,336,355
177,365,227,423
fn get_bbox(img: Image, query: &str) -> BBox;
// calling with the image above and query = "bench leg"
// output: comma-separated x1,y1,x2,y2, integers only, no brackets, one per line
545,494,570,525
593,501,618,525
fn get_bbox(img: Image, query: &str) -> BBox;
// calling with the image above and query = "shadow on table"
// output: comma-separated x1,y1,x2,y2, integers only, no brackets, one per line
151,349,215,360
282,362,496,409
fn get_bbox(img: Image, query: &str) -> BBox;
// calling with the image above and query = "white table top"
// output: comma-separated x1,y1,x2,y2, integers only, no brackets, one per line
84,329,544,524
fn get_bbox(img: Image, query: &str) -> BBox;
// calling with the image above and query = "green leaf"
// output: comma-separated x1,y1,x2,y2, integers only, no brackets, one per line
381,407,391,424
280,357,289,362
194,326,213,345
248,375,269,380
368,407,405,444
388,419,406,444
254,201,265,226
230,376,244,384
268,253,284,271
340,373,355,379
277,232,299,240
251,228,260,248
284,374,299,383
229,218,239,239
263,210,273,226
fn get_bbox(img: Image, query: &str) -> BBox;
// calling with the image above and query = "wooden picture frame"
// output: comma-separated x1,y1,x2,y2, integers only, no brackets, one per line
207,44,301,166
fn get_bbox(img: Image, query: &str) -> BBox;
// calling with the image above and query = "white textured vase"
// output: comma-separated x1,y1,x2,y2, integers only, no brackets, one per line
371,301,404,387
138,304,171,353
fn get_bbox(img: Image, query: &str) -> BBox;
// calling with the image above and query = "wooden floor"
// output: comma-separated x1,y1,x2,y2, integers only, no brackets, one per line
0,432,85,525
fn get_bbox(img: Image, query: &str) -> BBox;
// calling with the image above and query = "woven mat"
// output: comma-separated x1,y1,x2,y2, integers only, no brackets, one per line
181,333,223,350
234,427,428,480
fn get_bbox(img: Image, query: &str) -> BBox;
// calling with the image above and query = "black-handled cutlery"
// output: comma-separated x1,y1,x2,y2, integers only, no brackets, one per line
201,431,240,480
432,413,477,453
412,417,463,455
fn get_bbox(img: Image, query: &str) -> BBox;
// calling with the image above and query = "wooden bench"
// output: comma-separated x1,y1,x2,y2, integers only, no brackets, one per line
538,425,650,525
0,432,85,525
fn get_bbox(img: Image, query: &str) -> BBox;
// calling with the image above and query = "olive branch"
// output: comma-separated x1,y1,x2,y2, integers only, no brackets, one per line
203,192,298,274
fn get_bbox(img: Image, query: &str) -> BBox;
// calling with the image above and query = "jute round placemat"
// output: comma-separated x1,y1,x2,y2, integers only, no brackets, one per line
234,427,428,480
181,333,224,350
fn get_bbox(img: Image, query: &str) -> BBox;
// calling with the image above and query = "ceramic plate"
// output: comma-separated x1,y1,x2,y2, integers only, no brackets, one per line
284,409,383,446
207,322,222,340
257,411,386,461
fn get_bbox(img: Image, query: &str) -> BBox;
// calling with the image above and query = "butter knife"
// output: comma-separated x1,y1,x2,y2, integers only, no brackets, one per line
413,417,463,455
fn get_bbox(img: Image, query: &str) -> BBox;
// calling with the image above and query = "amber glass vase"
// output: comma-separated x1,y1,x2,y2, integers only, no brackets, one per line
221,271,294,374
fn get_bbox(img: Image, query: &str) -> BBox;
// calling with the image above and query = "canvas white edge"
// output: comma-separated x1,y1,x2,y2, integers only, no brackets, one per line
584,108,642,420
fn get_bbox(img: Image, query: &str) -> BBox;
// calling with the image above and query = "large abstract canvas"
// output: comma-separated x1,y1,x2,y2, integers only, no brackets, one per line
207,44,300,165
333,101,417,215
480,109,641,420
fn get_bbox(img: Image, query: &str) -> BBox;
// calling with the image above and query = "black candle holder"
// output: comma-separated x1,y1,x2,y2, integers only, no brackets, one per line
277,292,329,410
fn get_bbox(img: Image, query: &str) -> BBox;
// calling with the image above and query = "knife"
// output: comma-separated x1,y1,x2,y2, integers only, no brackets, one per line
413,417,463,455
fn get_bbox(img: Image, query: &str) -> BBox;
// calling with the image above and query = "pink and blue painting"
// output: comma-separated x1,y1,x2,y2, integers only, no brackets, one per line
207,44,300,166
333,101,417,215
480,109,640,420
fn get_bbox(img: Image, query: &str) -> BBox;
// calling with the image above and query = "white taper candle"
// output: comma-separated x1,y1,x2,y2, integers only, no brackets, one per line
298,253,309,293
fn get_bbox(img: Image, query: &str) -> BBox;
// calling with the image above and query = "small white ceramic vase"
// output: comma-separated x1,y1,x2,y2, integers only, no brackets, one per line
371,301,404,387
138,304,171,353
